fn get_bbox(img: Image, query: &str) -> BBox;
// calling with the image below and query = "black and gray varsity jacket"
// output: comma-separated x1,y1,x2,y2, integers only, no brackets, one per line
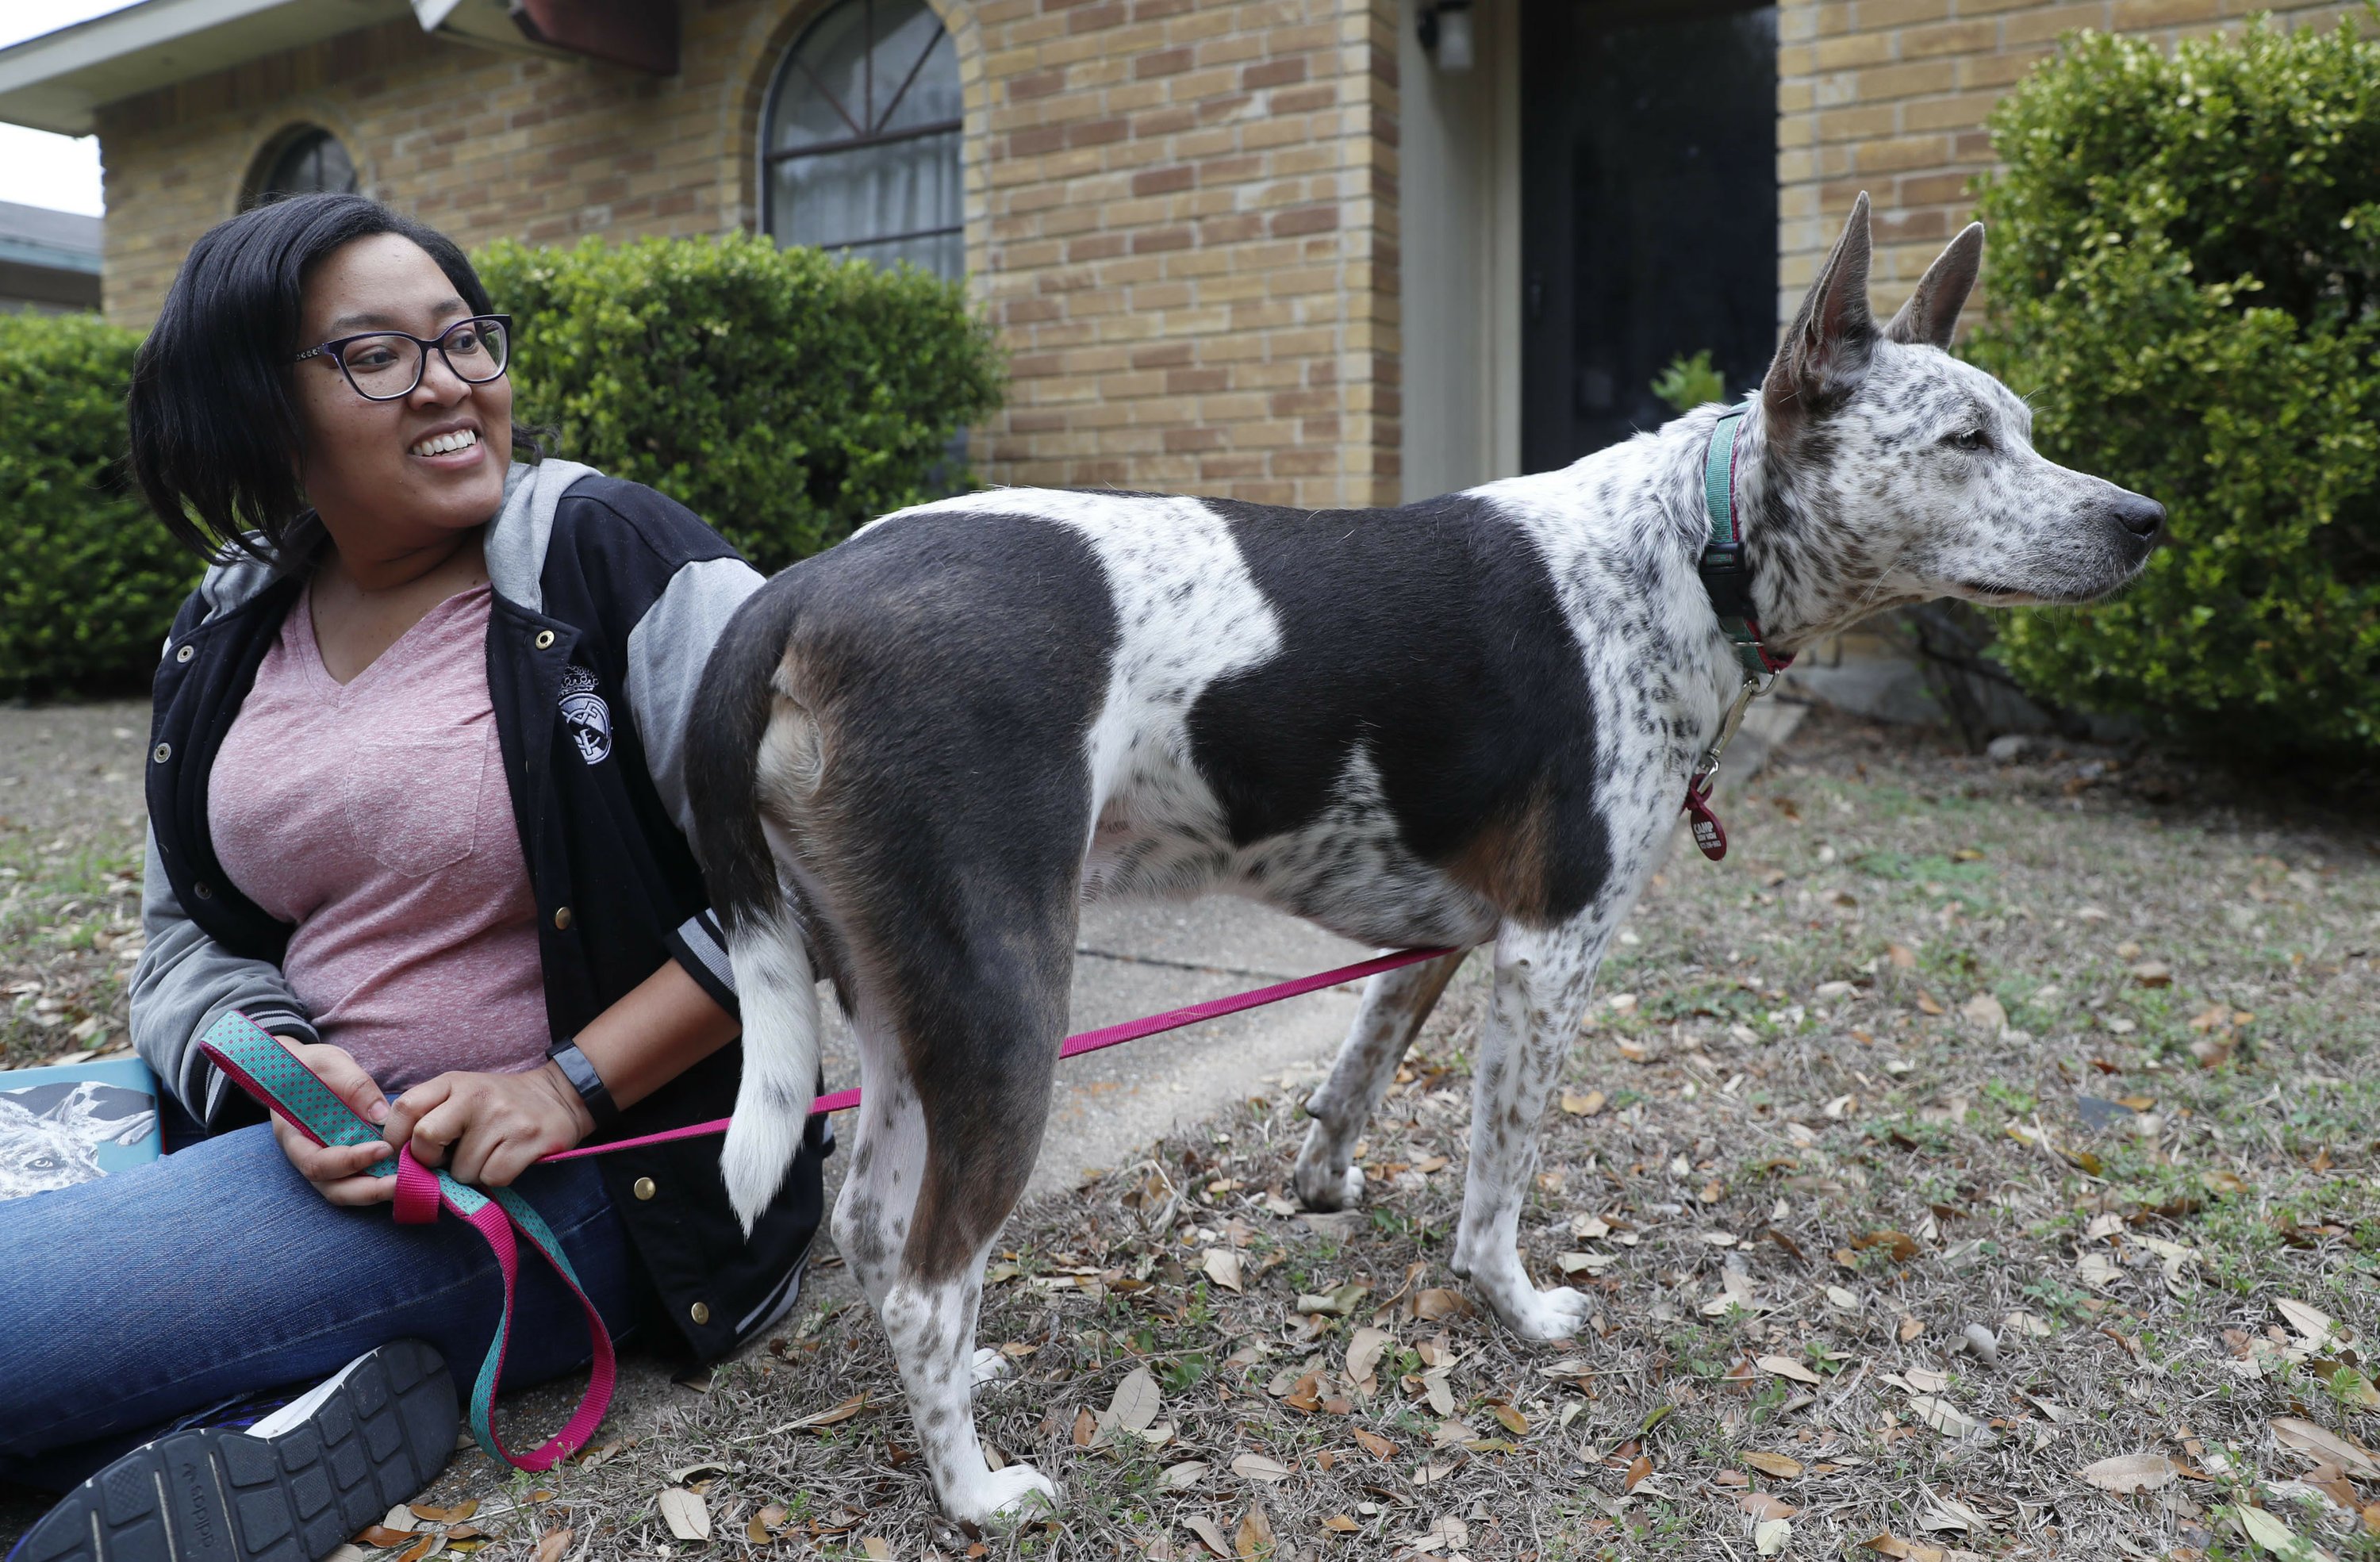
129,459,829,1361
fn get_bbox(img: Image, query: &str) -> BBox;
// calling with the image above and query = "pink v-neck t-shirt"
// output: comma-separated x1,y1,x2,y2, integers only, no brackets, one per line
209,584,551,1095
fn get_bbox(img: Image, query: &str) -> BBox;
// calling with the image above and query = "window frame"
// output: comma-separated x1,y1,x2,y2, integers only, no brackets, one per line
757,0,963,272
240,124,359,211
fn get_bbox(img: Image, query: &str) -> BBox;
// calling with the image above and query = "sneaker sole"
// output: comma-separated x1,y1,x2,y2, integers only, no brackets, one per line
12,1340,458,1562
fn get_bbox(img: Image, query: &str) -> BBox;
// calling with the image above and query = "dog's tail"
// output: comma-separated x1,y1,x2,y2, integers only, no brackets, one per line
687,575,823,1235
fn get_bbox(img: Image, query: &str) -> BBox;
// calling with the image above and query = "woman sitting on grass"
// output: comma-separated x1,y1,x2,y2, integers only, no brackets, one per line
0,193,830,1562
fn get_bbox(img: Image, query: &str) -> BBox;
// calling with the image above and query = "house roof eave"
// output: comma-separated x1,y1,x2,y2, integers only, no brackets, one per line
0,0,414,136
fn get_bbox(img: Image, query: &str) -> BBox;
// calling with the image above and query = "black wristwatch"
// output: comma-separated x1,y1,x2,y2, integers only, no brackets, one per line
544,1037,619,1127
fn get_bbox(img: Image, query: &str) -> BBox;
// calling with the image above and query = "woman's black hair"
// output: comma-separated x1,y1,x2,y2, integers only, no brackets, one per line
128,193,542,567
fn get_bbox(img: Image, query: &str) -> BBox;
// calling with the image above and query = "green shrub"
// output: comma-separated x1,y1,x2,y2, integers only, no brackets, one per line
1651,350,1728,416
0,311,198,698
1964,17,2380,756
476,233,1004,574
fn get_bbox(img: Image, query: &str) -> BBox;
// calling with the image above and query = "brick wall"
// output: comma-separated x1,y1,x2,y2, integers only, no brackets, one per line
969,0,1401,506
1773,0,2370,324
92,0,1403,508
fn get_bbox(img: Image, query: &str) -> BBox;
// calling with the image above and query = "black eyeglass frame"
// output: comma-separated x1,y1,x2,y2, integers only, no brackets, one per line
292,313,513,402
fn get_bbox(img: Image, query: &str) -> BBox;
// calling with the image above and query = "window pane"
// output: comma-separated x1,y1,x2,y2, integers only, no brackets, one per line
253,128,357,206
878,27,960,134
770,130,962,278
769,1,870,151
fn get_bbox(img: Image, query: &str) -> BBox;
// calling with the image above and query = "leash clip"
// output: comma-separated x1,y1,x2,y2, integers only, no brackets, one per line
1683,676,1768,862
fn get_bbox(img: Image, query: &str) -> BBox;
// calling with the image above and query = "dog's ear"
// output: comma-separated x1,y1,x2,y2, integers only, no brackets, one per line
1762,191,1877,441
1885,222,1985,350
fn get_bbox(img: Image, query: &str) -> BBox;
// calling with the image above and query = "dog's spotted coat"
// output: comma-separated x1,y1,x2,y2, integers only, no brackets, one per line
685,198,2165,1522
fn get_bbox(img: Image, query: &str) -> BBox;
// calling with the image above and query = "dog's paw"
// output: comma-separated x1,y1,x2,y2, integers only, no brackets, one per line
943,1461,1061,1526
1292,1156,1364,1212
1491,1283,1593,1343
969,1345,1014,1390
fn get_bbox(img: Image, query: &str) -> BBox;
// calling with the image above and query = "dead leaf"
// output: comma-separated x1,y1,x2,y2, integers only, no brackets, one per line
1230,1453,1292,1483
1961,994,2006,1032
358,1528,416,1549
1755,1517,1793,1556
1744,1451,1806,1479
2273,1417,2378,1477
1352,1427,1398,1461
1109,1366,1162,1432
1560,1088,1606,1116
783,1393,868,1431
1073,1407,1098,1447
395,1536,441,1562
1182,1516,1233,1558
1492,1403,1529,1436
747,1504,789,1544
380,1507,420,1535
1758,1355,1821,1385
2233,1504,2317,1556
2080,1453,2179,1494
1345,1326,1392,1388
1625,1454,1653,1491
1412,1288,1469,1321
658,1488,709,1542
1234,1504,1275,1560
532,1529,570,1562
2277,1299,2340,1350
2129,961,2172,988
1908,1396,1990,1442
1862,1536,1947,1561
1888,943,1918,968
1322,1514,1360,1533
1740,1491,1798,1520
1161,1460,1208,1489
1201,1248,1243,1292
1915,992,1947,1016
1898,1314,1924,1343
409,1503,478,1524
2003,1309,2052,1338
861,1541,894,1562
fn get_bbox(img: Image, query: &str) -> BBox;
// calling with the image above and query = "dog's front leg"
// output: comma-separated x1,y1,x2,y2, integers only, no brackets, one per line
1292,948,1470,1210
1449,921,1604,1341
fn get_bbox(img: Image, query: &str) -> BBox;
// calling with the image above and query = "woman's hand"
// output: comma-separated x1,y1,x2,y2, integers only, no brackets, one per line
379,1062,596,1191
270,1039,401,1207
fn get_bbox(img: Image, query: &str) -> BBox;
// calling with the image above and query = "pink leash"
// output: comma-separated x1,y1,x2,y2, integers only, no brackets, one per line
204,945,1458,1469
543,943,1458,1161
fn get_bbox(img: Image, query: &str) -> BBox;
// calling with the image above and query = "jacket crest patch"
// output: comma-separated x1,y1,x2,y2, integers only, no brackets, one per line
559,664,612,766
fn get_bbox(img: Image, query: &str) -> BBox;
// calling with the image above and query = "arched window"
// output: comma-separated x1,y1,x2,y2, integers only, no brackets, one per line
762,0,962,278
244,126,359,209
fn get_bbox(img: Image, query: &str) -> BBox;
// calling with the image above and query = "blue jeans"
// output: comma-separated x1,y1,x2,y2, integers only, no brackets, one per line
0,1121,640,1492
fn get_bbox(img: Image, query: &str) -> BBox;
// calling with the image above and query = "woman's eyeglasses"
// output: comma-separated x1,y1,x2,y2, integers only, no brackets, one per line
294,314,512,402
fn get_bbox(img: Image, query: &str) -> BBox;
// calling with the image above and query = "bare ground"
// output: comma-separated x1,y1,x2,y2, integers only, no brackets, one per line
9,704,2380,1560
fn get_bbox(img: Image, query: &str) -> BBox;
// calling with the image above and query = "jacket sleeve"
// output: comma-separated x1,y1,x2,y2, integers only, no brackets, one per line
623,553,765,1015
129,828,318,1128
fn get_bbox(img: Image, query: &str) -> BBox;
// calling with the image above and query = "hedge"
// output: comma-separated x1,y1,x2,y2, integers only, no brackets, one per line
0,311,197,699
1964,18,2380,757
477,232,1005,574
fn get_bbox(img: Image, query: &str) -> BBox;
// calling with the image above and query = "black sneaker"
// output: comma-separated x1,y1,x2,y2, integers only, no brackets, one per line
10,1341,458,1562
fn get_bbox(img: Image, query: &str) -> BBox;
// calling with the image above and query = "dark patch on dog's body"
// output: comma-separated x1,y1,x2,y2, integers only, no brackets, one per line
1187,496,1611,928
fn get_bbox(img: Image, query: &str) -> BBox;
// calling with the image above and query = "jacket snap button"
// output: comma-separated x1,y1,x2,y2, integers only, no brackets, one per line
634,1176,657,1200
152,743,171,763
535,629,556,650
174,644,194,663
553,905,574,931
689,1301,710,1326
193,881,213,900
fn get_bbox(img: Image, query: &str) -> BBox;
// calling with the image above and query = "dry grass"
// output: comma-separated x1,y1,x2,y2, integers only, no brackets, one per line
375,709,2380,1562
8,706,2379,1560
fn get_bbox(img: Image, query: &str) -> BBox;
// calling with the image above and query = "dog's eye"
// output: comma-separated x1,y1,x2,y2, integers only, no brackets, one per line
1946,428,1989,451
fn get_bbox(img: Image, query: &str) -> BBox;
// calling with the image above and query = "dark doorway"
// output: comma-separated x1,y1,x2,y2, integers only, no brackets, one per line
1520,0,1779,469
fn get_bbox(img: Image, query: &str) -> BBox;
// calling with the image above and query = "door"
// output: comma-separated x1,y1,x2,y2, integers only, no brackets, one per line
1520,0,1779,469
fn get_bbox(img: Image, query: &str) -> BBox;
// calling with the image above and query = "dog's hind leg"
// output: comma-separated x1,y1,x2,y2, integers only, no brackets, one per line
831,1004,1060,1526
1449,921,1605,1341
1292,949,1469,1211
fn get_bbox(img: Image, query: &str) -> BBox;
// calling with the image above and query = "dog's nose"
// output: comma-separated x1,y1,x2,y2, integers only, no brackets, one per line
2113,492,2165,542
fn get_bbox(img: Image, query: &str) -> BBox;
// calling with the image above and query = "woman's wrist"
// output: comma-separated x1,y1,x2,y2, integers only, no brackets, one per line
537,1057,599,1140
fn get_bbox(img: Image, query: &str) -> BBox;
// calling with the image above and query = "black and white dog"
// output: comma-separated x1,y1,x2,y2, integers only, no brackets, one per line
685,196,2163,1522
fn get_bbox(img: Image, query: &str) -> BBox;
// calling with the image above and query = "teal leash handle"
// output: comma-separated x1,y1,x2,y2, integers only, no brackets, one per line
198,1011,616,1471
